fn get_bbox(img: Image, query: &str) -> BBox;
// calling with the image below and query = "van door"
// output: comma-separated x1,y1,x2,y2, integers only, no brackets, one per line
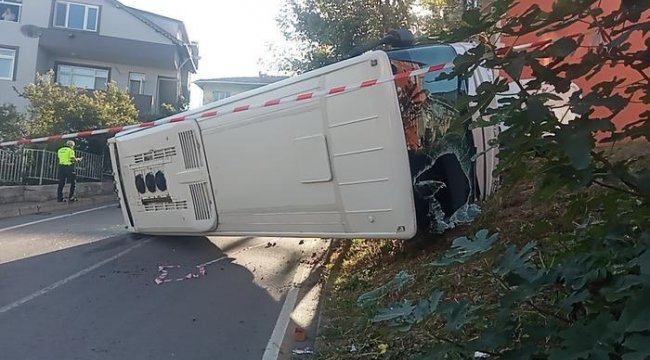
111,119,218,234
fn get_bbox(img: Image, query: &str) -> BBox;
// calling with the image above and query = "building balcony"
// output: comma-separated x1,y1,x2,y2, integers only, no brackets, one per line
38,27,179,70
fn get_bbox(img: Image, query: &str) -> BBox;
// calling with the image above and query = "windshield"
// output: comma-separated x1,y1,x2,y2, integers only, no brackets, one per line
387,44,459,106
386,44,460,151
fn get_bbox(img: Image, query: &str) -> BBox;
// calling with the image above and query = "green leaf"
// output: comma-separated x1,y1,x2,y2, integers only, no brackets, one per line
357,270,415,307
619,287,650,332
623,334,650,360
440,300,478,332
559,290,590,312
412,291,443,324
556,128,593,170
431,230,498,266
372,299,416,323
461,8,482,26
556,118,614,170
549,313,622,360
640,247,650,277
545,37,579,57
504,56,526,81
494,242,539,282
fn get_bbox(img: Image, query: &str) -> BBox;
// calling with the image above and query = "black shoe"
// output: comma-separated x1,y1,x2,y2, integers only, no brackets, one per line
57,199,64,203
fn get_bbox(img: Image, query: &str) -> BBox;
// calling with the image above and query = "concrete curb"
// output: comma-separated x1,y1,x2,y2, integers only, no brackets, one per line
0,195,118,220
0,182,114,205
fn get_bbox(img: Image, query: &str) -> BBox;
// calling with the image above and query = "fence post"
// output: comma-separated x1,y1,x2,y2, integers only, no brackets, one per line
100,146,105,182
20,148,27,185
38,150,46,185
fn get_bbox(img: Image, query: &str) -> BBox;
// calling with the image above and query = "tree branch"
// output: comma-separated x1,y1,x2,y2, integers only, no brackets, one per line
591,151,648,198
526,301,571,324
592,179,640,197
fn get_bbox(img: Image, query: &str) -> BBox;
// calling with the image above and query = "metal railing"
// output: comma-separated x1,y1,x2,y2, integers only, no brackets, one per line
0,148,104,185
0,149,23,184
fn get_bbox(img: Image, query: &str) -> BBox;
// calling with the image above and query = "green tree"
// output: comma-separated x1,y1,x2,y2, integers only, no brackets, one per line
21,71,138,153
0,103,26,142
419,0,468,34
277,0,418,72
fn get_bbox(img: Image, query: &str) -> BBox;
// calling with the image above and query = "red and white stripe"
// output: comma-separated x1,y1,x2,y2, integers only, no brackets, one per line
0,33,588,147
0,62,453,147
495,32,590,56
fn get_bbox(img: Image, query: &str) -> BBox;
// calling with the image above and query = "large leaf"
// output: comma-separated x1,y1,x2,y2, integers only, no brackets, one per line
549,313,623,360
619,287,650,333
504,55,526,81
439,300,478,332
372,299,416,323
556,118,614,170
412,291,443,324
545,36,579,58
431,230,498,266
357,271,415,307
623,334,650,360
494,241,540,282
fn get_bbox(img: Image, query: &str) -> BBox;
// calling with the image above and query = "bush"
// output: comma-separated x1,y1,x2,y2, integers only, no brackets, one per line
21,71,138,153
0,103,26,142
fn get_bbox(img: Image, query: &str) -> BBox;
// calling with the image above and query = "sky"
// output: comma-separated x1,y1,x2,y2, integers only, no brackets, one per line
119,0,289,108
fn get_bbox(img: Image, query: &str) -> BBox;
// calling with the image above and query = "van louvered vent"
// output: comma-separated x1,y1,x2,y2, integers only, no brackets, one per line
189,182,211,221
179,130,201,169
144,201,188,212
133,147,176,164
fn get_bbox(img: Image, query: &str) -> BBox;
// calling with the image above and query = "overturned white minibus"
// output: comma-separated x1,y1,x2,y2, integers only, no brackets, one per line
109,43,499,238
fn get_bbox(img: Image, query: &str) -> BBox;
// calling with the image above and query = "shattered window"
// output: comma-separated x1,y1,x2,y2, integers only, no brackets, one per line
388,45,480,234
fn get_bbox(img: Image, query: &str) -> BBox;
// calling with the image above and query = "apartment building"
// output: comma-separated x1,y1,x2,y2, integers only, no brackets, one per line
195,74,288,106
0,0,198,116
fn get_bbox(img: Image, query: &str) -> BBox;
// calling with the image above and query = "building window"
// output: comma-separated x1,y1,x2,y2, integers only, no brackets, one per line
0,47,16,81
129,73,145,95
0,0,21,23
54,1,99,31
212,90,231,101
56,64,109,90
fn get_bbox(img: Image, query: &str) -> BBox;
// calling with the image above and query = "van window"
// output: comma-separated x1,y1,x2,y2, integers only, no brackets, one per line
387,45,459,105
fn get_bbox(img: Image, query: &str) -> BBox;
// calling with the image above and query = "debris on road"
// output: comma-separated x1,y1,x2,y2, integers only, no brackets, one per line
154,264,207,285
292,347,314,355
265,242,277,248
299,240,305,245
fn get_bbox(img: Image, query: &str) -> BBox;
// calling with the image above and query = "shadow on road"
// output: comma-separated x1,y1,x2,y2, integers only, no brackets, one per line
0,234,282,360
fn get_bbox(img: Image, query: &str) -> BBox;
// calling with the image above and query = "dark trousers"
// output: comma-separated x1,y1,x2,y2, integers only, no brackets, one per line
57,165,76,200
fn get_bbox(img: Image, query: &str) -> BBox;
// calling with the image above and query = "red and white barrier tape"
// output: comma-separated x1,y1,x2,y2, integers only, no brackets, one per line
0,63,450,147
0,33,588,148
494,32,586,56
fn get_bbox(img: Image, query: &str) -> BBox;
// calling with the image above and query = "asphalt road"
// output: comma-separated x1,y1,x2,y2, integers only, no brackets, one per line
0,204,327,360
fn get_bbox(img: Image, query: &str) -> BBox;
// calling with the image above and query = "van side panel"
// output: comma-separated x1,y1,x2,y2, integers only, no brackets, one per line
199,52,417,238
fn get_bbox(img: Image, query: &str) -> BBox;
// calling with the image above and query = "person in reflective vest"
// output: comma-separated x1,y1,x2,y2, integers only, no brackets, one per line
57,140,82,202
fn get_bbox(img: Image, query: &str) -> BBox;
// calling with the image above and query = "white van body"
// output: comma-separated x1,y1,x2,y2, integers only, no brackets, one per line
109,46,499,239
111,51,418,238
